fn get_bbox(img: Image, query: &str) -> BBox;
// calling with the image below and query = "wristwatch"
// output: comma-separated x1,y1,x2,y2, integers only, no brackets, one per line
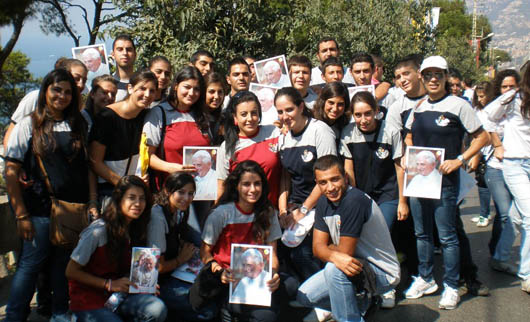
300,205,309,216
457,154,465,164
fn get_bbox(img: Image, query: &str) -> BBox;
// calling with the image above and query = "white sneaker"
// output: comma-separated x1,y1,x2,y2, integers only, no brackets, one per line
471,216,480,223
381,289,396,309
438,284,460,310
302,308,332,322
477,217,489,227
405,276,438,299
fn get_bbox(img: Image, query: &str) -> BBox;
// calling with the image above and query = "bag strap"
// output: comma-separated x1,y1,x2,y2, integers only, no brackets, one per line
158,105,167,160
36,154,56,197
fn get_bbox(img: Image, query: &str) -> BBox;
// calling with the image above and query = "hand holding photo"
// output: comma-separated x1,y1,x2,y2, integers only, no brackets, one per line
129,247,160,294
403,146,445,199
229,244,273,307
254,55,291,88
183,146,219,200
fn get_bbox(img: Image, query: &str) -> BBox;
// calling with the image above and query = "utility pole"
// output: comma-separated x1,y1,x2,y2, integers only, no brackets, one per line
472,0,478,53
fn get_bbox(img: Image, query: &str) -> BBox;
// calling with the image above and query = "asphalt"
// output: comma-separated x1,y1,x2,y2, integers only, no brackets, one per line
1,187,529,321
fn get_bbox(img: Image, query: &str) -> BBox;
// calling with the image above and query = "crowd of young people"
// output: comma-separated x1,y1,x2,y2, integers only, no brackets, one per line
3,33,529,322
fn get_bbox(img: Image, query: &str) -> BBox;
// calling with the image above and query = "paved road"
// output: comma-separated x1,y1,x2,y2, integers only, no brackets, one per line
1,187,529,321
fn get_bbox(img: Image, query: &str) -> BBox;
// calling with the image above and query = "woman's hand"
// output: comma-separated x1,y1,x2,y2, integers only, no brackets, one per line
171,163,197,173
17,218,34,241
140,173,149,187
220,268,235,284
110,277,135,293
468,155,480,171
397,200,409,221
177,242,196,265
266,273,280,292
494,146,504,161
18,169,34,188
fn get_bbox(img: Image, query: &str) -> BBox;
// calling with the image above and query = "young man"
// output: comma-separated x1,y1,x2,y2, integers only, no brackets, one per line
448,68,466,100
321,57,345,83
297,155,400,322
288,55,318,109
371,54,384,85
244,55,257,82
350,52,394,108
190,50,215,76
111,34,137,102
223,57,251,108
310,37,354,85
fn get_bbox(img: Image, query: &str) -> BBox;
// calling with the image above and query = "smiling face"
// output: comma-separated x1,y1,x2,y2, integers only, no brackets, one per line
205,82,225,110
193,55,214,76
234,100,260,137
421,67,447,100
128,80,157,109
394,65,422,95
242,255,264,279
237,171,262,208
120,186,146,223
46,81,73,116
352,101,377,132
324,96,345,121
416,155,436,176
351,62,373,86
264,63,282,84
91,80,117,110
168,183,195,212
323,65,344,83
176,79,200,111
69,65,88,94
289,65,311,91
150,61,172,91
192,155,211,177
275,95,306,133
315,165,347,203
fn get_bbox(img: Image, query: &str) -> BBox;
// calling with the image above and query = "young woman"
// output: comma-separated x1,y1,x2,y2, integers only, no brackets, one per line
312,81,351,139
204,72,226,145
217,91,281,207
5,69,91,321
147,173,216,320
143,66,211,191
65,175,167,321
274,87,336,281
404,56,489,309
149,56,173,107
82,75,118,131
90,70,157,201
201,161,282,322
487,64,530,293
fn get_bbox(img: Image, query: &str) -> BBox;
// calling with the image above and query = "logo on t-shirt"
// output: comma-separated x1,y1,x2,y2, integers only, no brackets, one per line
375,147,389,159
301,149,314,162
268,142,278,153
376,111,384,120
435,115,450,127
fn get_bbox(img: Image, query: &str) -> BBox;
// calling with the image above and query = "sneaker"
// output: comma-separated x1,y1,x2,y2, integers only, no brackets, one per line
471,216,480,223
465,279,490,296
522,279,530,294
490,258,518,276
381,289,396,309
404,276,438,299
438,284,460,310
302,308,332,322
477,217,489,227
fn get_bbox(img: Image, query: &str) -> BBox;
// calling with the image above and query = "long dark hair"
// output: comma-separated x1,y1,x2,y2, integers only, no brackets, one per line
103,175,153,262
520,63,530,119
472,81,494,110
204,72,227,120
32,69,86,158
223,91,262,158
85,75,118,116
167,66,209,134
217,161,273,244
273,87,313,118
155,172,196,207
313,82,350,130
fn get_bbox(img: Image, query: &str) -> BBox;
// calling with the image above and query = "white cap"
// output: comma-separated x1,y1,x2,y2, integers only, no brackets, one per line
420,56,448,72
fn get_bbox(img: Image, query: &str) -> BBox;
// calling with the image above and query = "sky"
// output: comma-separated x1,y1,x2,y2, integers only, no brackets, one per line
1,5,115,78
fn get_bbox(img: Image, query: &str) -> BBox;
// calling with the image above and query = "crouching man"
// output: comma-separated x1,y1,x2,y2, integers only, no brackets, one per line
297,155,401,322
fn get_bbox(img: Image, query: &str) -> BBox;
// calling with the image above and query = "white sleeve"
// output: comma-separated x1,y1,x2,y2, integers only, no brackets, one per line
390,128,403,160
486,90,516,122
11,90,39,124
5,116,33,162
143,105,164,147
315,121,337,157
339,124,354,159
70,222,106,266
216,141,230,180
201,207,227,246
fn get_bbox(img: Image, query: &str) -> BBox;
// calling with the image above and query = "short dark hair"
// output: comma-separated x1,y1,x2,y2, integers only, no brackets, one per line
288,55,312,71
322,57,343,72
463,78,473,87
190,50,214,64
313,155,345,177
112,34,136,51
351,52,374,69
227,57,249,75
371,54,383,67
317,37,339,53
394,54,423,72
448,68,462,80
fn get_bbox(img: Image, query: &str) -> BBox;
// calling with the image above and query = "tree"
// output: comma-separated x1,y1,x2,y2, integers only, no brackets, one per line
0,0,35,77
0,50,40,125
37,0,140,46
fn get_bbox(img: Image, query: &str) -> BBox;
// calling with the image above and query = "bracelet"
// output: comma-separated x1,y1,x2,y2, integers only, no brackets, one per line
494,145,502,148
104,278,112,292
16,213,29,221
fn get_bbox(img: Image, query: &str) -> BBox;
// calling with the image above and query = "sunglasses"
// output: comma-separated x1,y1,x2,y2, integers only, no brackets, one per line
422,71,445,80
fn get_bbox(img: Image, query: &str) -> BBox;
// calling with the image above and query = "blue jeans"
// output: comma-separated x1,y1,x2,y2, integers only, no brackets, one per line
478,186,491,219
410,186,460,288
5,216,71,322
378,199,398,230
297,262,393,322
73,293,167,322
502,158,530,280
159,278,216,321
485,166,517,260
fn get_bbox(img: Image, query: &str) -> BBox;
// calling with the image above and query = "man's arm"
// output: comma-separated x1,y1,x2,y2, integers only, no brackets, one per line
312,229,363,277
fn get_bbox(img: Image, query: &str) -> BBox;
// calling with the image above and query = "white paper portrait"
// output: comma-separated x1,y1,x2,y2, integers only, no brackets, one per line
129,247,160,294
229,244,273,306
404,146,445,199
183,146,219,200
71,44,110,89
254,55,291,88
249,83,279,126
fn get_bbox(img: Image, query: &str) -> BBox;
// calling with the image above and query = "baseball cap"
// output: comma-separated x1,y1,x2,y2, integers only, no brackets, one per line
420,56,448,72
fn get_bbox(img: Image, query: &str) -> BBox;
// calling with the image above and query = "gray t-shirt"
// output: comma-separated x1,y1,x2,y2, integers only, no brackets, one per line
11,90,39,124
71,219,108,266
